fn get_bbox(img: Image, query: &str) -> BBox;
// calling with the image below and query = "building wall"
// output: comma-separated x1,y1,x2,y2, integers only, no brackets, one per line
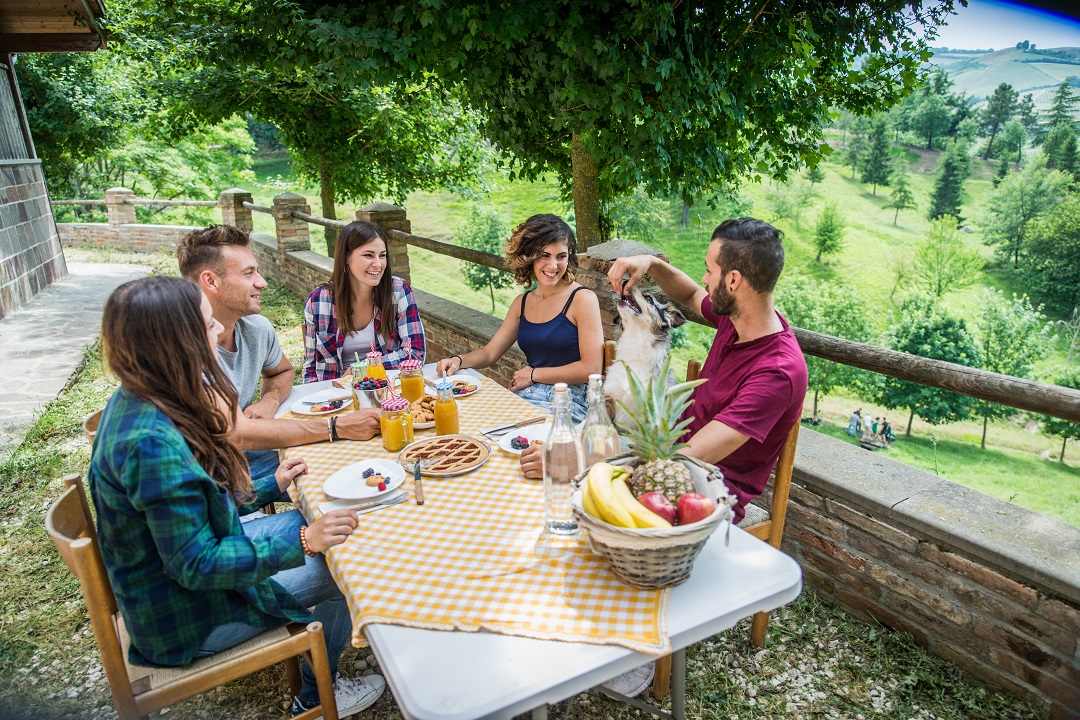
0,58,66,319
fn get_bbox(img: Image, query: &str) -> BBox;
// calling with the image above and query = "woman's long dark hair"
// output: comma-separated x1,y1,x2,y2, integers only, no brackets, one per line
329,221,395,342
102,277,252,501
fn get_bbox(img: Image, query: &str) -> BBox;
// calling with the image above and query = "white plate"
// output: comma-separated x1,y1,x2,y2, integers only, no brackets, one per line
322,459,406,500
429,374,483,398
498,422,553,455
290,387,354,416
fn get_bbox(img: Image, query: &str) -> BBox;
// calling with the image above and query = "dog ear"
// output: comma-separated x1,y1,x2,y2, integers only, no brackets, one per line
665,304,687,329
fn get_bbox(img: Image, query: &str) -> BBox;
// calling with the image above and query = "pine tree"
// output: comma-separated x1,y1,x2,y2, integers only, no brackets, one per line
928,140,971,221
859,118,892,195
885,160,917,225
1017,93,1038,132
806,164,826,187
1044,122,1079,179
814,201,846,261
993,157,1010,187
844,134,866,179
981,82,1018,160
1046,80,1079,128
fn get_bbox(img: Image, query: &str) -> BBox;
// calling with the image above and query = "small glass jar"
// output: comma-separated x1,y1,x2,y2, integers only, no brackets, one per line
398,358,425,403
379,396,414,452
434,381,459,436
365,350,387,382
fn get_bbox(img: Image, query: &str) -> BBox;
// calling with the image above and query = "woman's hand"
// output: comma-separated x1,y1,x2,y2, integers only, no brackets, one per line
436,356,462,377
511,365,534,392
519,443,543,479
275,457,308,493
305,509,359,554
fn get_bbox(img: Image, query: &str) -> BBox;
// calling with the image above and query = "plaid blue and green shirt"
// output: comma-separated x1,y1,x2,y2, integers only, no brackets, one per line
88,388,313,667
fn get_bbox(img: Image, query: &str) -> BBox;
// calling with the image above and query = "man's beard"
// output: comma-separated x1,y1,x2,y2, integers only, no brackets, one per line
709,282,737,317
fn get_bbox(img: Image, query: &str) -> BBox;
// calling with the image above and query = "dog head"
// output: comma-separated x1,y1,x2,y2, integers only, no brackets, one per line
615,287,686,339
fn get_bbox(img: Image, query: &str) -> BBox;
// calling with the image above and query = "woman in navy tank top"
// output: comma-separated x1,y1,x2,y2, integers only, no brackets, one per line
435,214,603,422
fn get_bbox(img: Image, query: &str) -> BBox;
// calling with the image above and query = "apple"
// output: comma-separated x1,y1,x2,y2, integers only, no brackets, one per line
637,492,677,525
676,492,715,526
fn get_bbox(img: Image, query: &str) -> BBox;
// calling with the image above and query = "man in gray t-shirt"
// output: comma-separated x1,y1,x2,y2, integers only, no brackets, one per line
178,226,380,465
216,314,285,410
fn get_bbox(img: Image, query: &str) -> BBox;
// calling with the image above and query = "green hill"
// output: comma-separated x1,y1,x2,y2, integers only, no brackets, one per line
930,46,1080,107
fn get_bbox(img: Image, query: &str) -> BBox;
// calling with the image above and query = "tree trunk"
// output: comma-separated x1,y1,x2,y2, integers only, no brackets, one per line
813,390,819,418
488,282,495,314
872,184,877,197
981,415,988,449
320,164,338,257
681,202,690,228
571,133,601,251
1062,436,1068,463
984,128,998,160
894,206,900,226
906,409,914,436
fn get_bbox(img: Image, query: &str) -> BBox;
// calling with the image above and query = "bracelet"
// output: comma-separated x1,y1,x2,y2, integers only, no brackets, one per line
452,355,463,369
530,367,535,384
299,526,318,557
330,416,340,442
326,417,334,443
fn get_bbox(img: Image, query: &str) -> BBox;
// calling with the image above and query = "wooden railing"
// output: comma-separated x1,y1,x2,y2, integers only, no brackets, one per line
59,191,1080,424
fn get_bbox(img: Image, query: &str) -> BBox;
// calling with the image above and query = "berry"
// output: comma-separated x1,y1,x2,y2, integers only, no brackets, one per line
362,468,375,478
453,387,464,395
509,435,530,450
378,481,386,491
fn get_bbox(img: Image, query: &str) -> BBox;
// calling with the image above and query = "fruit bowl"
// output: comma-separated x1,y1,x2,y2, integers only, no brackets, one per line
570,452,737,589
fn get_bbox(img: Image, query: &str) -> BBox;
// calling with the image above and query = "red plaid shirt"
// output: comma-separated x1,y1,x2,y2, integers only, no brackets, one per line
302,277,426,382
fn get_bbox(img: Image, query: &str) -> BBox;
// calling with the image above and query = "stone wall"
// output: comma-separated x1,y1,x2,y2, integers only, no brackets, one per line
58,222,199,253
0,160,66,319
784,430,1080,720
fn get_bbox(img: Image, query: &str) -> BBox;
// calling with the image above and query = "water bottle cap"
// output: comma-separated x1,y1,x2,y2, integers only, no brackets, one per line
553,382,568,391
366,350,383,360
380,397,409,412
588,374,602,381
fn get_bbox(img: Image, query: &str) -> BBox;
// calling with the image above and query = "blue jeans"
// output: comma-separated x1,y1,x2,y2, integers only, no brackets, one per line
515,382,588,423
197,510,352,707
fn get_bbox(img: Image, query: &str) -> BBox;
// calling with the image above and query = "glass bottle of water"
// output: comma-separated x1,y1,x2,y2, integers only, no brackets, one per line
580,373,620,466
543,383,583,536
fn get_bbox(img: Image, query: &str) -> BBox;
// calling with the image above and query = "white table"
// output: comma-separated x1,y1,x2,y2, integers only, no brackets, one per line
365,525,802,720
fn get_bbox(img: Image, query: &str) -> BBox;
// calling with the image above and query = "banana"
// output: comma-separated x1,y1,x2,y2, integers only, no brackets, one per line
586,462,634,527
582,481,601,518
611,477,673,529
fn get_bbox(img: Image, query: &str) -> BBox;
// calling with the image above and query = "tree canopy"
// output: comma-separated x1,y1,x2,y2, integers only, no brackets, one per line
134,0,958,248
913,217,983,298
982,155,1071,269
1020,192,1080,312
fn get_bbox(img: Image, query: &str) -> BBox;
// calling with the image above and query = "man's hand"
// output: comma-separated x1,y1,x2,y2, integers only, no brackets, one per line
335,408,381,441
519,443,543,479
275,457,308,493
243,396,278,420
607,255,656,295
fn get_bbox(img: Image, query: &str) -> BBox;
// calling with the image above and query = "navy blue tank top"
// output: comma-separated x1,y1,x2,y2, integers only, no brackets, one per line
517,287,585,368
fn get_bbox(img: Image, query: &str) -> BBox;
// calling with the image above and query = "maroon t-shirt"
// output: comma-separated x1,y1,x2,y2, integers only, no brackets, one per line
679,297,808,523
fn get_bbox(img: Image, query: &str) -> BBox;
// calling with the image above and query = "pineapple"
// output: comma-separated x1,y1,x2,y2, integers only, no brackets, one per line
616,357,706,505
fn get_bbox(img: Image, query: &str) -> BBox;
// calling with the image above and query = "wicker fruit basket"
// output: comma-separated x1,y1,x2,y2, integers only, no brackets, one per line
570,452,737,589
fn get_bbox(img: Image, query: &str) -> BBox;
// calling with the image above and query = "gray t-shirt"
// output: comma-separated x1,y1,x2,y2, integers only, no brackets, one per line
217,315,284,409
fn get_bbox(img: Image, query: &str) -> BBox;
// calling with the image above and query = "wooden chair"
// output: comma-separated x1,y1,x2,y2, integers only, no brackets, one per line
603,339,618,374
651,360,800,699
82,409,103,444
44,473,339,720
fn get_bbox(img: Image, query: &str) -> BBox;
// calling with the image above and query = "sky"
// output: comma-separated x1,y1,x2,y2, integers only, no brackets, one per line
932,0,1080,50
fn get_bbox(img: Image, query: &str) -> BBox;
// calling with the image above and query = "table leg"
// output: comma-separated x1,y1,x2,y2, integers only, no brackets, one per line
531,706,548,720
672,648,687,720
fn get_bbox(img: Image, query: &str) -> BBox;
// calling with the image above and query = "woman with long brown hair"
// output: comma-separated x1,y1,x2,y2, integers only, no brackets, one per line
88,276,385,716
303,221,426,382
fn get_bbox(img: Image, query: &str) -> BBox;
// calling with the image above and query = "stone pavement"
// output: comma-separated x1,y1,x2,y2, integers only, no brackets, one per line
0,262,150,452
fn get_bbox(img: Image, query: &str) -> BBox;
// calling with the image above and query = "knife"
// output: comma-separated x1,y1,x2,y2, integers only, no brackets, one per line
412,461,425,505
346,492,409,513
480,416,548,437
302,395,353,405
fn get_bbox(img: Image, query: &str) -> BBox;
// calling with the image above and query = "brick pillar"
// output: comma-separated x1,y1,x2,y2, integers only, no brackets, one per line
104,187,136,228
578,239,670,341
271,192,311,255
218,188,253,231
356,202,412,285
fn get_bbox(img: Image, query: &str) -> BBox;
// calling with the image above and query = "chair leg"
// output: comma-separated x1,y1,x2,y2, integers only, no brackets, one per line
285,655,302,697
306,622,339,720
651,654,672,700
750,610,770,647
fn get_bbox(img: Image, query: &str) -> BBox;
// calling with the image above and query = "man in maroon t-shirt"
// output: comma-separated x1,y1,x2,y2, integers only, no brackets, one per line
608,217,808,525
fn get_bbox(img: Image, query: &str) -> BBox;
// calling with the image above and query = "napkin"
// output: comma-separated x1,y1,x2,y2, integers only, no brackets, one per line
319,488,409,516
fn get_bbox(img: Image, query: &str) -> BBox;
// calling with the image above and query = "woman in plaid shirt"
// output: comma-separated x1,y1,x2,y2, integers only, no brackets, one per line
88,277,385,717
303,221,425,382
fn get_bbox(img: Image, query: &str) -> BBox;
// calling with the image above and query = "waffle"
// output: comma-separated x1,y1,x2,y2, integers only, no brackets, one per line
400,436,490,476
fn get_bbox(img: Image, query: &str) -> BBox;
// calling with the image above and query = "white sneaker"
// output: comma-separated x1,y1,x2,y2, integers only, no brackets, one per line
600,661,655,698
291,675,386,718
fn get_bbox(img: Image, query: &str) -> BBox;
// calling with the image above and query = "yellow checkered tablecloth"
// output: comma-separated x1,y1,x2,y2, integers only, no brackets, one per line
282,378,670,655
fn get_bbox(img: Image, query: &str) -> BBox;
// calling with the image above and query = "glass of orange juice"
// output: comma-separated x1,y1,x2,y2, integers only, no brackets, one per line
380,397,414,452
365,350,387,382
434,381,459,435
399,358,425,403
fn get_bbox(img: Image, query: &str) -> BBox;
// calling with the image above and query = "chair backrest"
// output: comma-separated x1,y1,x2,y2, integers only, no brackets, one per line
685,359,798,550
45,474,139,717
602,340,617,375
83,409,103,445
